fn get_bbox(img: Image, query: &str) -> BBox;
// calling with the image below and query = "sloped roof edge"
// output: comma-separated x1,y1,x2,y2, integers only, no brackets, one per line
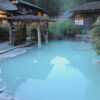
73,1,100,12
18,0,48,13
0,2,17,11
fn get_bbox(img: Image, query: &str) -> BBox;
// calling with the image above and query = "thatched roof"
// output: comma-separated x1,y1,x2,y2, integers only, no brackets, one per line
0,0,8,2
6,15,54,22
74,1,100,12
18,0,48,13
0,0,17,11
0,0,47,13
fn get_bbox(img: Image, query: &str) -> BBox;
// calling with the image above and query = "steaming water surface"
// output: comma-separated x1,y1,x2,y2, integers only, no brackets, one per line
0,40,100,100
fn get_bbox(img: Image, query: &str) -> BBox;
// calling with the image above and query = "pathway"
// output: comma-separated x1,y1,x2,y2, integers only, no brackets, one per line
0,42,10,51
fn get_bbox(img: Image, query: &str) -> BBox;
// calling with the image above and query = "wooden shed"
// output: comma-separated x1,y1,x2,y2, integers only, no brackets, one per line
0,0,17,23
72,1,100,30
0,0,49,46
9,0,48,16
0,0,17,42
5,15,54,47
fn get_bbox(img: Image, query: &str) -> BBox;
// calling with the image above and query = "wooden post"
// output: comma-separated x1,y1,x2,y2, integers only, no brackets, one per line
8,22,13,46
44,32,48,44
45,21,49,44
43,22,48,44
24,22,27,42
37,22,41,48
41,21,49,44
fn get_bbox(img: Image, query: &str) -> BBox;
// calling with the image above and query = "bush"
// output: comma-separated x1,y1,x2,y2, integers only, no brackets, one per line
91,16,100,55
48,19,82,39
0,24,9,42
63,20,82,37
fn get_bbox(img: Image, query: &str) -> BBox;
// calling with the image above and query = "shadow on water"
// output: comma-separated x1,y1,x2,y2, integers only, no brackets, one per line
0,46,54,96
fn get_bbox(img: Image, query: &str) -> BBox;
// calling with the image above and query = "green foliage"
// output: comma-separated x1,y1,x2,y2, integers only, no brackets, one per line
63,20,82,36
25,0,99,16
24,0,100,16
0,24,9,30
25,0,62,16
0,24,9,42
91,17,100,55
48,22,62,36
48,20,82,38
0,24,9,34
26,22,38,36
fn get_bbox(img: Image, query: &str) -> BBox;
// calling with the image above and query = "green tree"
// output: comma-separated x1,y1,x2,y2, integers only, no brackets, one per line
91,17,100,55
24,0,100,16
24,0,62,16
35,0,62,16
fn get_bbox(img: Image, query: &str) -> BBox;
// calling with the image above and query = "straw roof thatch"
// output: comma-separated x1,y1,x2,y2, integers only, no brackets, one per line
0,0,17,11
18,0,48,13
0,0,47,13
6,15,54,22
74,1,100,12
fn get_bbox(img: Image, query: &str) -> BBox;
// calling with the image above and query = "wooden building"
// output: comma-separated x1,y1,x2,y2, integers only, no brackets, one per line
0,0,17,23
9,0,48,16
9,0,48,47
72,1,100,30
0,0,17,42
0,0,48,24
11,0,48,47
7,15,53,47
0,0,50,47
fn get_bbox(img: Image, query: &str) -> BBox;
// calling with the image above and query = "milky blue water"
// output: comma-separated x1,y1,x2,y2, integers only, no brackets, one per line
0,40,100,100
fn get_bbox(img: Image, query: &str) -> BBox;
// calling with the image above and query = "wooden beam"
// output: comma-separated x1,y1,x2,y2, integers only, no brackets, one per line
8,22,13,46
41,21,49,44
43,22,48,44
45,22,49,44
37,22,41,48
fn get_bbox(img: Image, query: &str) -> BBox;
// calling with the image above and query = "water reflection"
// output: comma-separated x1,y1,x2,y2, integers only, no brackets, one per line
15,56,89,100
50,56,70,66
0,50,53,96
0,41,100,100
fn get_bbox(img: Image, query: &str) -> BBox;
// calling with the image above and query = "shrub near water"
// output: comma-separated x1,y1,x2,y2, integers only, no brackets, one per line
91,17,100,55
63,20,82,37
48,21,62,37
48,19,82,39
0,24,9,42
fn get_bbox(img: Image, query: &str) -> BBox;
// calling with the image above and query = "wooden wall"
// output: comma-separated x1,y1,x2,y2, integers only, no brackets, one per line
74,11,100,29
12,30,26,45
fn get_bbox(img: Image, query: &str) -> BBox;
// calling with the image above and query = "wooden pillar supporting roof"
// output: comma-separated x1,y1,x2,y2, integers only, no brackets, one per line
42,21,49,45
5,15,55,48
45,22,48,44
37,22,41,48
8,21,13,46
